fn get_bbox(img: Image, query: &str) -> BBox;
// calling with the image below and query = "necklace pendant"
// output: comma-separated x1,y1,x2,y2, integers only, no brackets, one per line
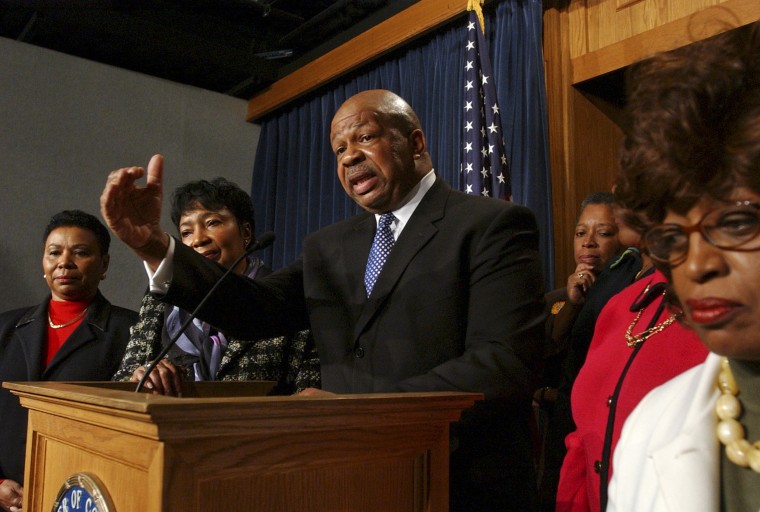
624,287,676,348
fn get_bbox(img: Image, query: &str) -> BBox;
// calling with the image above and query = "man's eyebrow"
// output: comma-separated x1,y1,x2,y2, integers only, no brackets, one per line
331,119,370,143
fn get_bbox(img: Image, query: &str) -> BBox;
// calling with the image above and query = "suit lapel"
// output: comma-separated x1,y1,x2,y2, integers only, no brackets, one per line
15,303,47,379
352,178,449,341
343,213,376,302
652,358,721,511
45,322,96,377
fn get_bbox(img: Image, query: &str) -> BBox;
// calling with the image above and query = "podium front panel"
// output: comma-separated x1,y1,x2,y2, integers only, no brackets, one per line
6,381,480,512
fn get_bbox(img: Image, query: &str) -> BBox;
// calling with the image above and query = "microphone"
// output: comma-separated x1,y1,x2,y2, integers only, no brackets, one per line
135,231,276,392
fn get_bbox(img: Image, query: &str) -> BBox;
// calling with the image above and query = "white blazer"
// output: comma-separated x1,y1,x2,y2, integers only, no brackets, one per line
607,353,721,512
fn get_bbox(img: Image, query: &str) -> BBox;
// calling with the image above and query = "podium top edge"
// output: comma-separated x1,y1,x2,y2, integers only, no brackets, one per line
3,381,483,415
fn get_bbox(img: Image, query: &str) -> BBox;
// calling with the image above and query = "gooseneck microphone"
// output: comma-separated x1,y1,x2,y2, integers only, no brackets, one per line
135,231,276,393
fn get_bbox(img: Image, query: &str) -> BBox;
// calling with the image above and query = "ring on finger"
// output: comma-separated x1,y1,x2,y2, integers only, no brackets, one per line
578,272,584,279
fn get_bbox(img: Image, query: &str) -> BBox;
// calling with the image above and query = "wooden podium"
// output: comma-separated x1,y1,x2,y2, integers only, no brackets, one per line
4,381,480,511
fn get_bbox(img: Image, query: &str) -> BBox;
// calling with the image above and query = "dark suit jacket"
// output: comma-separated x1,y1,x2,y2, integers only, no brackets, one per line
0,291,136,484
164,177,546,510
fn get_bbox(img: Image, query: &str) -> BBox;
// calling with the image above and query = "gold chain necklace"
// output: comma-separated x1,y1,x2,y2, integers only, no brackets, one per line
624,285,677,348
48,307,88,329
715,357,760,472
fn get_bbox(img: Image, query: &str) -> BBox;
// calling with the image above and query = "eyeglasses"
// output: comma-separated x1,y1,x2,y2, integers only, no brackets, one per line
645,201,760,265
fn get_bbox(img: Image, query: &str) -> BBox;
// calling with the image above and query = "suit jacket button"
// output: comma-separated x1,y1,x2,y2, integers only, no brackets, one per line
355,346,365,358
594,460,602,473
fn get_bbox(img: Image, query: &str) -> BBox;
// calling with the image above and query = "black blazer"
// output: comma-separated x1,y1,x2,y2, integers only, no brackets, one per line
163,177,547,510
166,177,545,400
0,291,136,484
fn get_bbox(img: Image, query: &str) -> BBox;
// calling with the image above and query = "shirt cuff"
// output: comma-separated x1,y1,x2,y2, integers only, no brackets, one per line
147,235,175,294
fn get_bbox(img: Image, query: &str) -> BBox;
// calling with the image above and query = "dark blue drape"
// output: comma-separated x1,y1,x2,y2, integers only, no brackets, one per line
252,0,554,287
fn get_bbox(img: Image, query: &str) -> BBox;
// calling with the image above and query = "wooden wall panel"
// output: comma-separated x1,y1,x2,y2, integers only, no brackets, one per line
570,0,728,58
568,89,623,211
569,0,760,83
543,6,575,289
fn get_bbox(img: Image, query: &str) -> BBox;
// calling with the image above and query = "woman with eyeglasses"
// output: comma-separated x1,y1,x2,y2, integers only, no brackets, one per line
608,22,760,511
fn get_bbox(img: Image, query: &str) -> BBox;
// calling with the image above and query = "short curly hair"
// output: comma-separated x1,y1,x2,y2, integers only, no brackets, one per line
579,191,615,213
615,22,760,223
169,177,255,234
43,210,110,255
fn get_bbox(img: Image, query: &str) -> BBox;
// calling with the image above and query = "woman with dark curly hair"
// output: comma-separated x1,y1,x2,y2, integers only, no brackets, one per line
112,178,320,396
609,22,760,511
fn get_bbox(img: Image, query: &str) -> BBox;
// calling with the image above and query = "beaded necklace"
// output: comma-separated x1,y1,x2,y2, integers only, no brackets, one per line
715,357,760,472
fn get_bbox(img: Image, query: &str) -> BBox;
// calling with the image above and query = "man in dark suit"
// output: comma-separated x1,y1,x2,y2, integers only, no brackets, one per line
100,89,546,511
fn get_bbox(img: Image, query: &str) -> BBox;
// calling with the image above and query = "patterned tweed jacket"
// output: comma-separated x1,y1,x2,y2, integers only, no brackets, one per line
112,292,320,394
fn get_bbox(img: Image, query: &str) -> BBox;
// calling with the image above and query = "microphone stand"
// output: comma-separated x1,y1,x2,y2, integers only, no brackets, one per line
135,232,275,393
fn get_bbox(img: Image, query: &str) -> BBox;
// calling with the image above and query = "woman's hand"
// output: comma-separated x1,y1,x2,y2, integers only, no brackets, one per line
130,359,185,396
0,479,23,512
566,263,597,305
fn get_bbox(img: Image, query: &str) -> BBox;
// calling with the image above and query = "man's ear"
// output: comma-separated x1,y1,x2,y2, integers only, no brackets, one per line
410,128,427,156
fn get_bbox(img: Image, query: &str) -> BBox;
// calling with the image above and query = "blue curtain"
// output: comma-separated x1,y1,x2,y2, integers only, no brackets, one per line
252,0,554,287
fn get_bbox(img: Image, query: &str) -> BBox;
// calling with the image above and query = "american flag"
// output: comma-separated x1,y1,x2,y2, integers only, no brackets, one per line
461,9,511,200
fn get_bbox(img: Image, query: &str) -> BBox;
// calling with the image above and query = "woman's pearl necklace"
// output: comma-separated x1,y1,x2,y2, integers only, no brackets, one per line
715,357,760,472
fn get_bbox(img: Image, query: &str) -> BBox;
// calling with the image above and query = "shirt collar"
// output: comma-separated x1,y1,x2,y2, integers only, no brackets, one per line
373,169,435,237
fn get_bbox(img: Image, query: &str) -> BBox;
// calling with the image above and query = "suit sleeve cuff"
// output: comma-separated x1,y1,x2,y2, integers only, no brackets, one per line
147,235,175,294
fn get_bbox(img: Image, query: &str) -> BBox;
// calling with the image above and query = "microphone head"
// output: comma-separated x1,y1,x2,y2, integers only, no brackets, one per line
248,231,276,252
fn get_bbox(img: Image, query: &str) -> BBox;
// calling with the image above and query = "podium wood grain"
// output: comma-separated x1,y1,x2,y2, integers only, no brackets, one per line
4,381,480,511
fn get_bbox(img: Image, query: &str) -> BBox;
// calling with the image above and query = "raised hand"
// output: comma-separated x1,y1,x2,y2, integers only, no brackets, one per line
100,154,169,268
566,263,597,305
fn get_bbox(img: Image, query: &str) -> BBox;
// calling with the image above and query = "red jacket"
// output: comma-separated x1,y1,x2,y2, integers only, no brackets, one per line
556,269,708,511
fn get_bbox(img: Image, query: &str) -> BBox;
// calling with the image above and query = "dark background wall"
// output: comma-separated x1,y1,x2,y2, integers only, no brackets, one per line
0,37,261,313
